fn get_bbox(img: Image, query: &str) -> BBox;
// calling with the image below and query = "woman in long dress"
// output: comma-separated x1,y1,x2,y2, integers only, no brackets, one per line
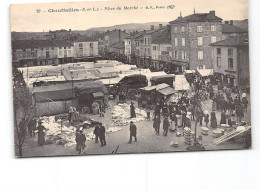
220,111,227,124
37,121,45,146
210,112,217,128
153,115,161,135
130,102,136,118
170,113,176,132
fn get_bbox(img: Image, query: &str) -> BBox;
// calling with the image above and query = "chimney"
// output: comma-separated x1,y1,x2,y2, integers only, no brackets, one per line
159,24,163,28
230,20,234,25
151,25,155,30
69,29,71,33
225,21,229,24
209,10,215,16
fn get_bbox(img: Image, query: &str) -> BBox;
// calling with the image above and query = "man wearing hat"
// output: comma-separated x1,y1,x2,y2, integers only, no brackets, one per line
99,123,106,147
129,121,137,143
37,120,46,146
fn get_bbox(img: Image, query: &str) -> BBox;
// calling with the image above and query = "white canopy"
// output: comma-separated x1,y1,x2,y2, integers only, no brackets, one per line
197,69,214,77
174,75,190,91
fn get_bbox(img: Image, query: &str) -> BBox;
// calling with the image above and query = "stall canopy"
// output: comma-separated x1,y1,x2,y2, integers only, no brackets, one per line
184,70,196,74
197,69,214,77
174,75,190,91
157,87,176,96
33,81,105,102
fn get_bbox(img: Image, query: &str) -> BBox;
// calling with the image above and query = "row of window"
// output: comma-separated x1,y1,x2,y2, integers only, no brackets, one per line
173,36,217,47
173,50,187,60
217,57,234,69
217,48,233,56
152,46,171,52
173,25,217,33
144,37,150,45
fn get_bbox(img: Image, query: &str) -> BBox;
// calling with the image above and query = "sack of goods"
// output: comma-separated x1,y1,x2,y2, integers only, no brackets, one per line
171,141,179,147
213,129,224,138
201,127,209,135
184,127,193,145
220,124,230,131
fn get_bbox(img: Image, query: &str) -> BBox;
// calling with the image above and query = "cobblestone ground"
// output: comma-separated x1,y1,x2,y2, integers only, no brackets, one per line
22,94,251,158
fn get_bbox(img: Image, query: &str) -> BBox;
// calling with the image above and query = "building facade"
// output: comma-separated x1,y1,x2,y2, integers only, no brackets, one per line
12,40,74,66
94,29,129,57
73,36,99,61
210,35,249,89
169,11,223,70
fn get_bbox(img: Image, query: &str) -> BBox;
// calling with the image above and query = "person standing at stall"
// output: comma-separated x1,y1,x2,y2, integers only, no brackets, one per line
220,110,227,125
130,102,136,118
94,123,101,143
27,117,37,137
37,120,45,146
210,112,217,128
153,115,161,135
163,116,170,136
204,112,209,127
129,121,137,143
99,123,106,147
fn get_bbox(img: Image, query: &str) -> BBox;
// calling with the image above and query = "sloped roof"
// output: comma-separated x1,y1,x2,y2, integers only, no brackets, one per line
12,39,73,50
92,29,129,40
152,27,171,44
222,24,248,34
210,35,249,47
170,12,222,24
74,35,97,42
110,41,125,49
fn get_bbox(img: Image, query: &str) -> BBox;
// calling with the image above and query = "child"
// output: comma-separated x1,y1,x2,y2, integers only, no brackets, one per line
204,112,209,127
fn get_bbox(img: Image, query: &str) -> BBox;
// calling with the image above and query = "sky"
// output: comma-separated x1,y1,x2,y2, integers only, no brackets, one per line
10,0,248,32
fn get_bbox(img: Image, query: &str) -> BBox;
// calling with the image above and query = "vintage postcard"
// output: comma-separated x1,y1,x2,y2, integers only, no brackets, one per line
11,0,251,158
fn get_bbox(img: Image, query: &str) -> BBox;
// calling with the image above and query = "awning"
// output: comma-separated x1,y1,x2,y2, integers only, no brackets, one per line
139,86,156,91
197,69,214,77
155,83,169,90
93,92,104,98
184,70,195,74
157,87,176,96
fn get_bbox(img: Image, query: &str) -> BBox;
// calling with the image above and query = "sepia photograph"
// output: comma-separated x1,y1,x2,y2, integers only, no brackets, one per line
10,0,251,158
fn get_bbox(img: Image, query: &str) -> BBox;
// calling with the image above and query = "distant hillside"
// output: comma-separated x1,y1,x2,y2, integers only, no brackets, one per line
233,19,248,31
74,22,169,37
11,32,48,41
11,20,248,41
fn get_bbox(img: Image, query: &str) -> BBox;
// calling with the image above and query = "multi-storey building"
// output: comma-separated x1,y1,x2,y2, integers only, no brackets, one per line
130,25,165,68
12,36,99,66
93,29,129,57
151,26,172,70
169,11,223,70
210,35,249,89
12,40,73,66
221,20,248,40
73,36,99,61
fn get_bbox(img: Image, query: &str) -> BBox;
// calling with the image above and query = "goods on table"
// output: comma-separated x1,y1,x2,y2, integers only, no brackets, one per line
184,127,193,145
106,127,122,133
201,127,209,135
111,103,146,126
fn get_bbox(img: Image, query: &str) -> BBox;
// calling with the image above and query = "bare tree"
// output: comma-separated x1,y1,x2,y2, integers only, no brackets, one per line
13,68,33,157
